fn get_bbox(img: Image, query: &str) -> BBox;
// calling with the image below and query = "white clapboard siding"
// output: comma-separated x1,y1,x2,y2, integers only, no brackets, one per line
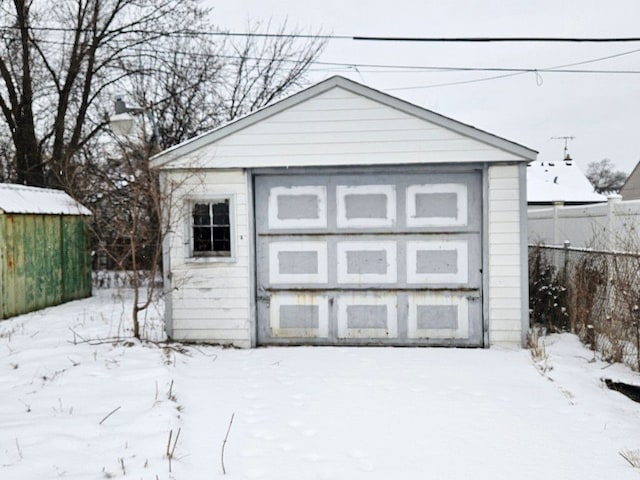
165,169,251,347
172,307,249,320
171,329,251,343
163,88,523,170
171,318,249,329
488,164,525,346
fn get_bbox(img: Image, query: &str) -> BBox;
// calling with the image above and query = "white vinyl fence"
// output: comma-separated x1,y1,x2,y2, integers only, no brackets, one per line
528,196,640,250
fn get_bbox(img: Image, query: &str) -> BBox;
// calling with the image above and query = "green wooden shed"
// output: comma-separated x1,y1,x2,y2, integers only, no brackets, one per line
0,183,92,319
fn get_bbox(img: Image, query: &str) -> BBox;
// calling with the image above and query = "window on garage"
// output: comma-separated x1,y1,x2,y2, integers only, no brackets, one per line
191,199,232,257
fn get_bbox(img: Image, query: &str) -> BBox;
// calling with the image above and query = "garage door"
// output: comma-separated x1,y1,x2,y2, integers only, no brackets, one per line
254,169,483,346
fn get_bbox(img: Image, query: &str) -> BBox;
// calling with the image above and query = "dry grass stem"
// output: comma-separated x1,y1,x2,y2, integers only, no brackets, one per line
221,413,235,475
99,406,122,425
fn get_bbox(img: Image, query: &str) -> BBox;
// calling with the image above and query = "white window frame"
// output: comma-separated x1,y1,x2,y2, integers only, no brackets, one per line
184,194,236,263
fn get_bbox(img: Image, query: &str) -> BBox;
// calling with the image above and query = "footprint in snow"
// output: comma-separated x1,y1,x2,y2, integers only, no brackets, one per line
241,448,266,458
244,468,266,479
287,419,304,428
349,448,374,471
250,429,282,441
303,453,325,462
349,448,367,459
280,442,297,452
359,462,375,472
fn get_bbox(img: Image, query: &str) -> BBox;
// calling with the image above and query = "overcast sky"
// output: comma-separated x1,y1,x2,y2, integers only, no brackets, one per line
210,0,640,173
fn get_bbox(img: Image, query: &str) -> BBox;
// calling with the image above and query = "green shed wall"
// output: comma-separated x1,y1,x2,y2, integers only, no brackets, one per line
0,213,91,319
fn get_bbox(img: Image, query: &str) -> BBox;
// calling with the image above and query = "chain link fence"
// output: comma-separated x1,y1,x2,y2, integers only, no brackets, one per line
529,243,640,370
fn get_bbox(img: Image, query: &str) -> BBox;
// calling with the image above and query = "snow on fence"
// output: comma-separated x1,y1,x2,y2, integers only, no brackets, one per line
528,196,640,250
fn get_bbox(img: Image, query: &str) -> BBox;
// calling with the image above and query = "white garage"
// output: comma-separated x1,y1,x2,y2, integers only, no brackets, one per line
152,75,535,348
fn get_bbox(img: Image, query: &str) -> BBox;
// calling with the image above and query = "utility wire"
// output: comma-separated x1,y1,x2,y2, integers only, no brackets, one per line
24,35,640,76
3,24,640,43
387,47,640,90
352,36,640,43
318,47,640,73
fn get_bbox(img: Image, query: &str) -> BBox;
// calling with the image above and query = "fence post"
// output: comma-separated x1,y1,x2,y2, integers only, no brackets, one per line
607,194,622,251
553,200,564,246
563,240,570,281
562,240,572,331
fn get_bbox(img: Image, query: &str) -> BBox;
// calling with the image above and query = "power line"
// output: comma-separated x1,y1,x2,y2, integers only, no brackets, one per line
5,26,640,92
387,48,640,90
4,24,640,43
24,35,640,76
352,36,640,43
322,47,640,72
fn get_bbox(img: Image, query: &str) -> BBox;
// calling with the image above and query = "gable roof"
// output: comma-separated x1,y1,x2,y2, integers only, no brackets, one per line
527,158,606,204
620,160,640,200
0,183,91,215
151,75,536,169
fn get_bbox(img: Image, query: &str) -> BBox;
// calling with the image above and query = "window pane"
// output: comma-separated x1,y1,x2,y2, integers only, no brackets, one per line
212,201,230,225
213,214,230,225
213,240,231,252
193,227,212,251
193,204,211,226
212,227,231,242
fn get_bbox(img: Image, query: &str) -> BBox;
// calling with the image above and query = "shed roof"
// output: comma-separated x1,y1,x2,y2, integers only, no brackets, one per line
527,158,606,204
151,75,537,169
0,183,92,215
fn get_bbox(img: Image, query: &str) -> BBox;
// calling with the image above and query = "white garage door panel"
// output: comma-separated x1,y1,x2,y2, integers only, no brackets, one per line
337,293,398,339
255,169,483,346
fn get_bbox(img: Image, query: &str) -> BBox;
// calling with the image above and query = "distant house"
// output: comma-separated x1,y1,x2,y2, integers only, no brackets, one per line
152,75,536,349
527,155,606,208
620,161,640,200
0,184,92,319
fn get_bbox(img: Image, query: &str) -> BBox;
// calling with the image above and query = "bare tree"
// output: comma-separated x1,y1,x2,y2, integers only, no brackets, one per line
219,20,324,121
86,137,172,339
586,158,628,194
122,19,325,149
0,1,325,186
0,0,210,187
0,1,326,338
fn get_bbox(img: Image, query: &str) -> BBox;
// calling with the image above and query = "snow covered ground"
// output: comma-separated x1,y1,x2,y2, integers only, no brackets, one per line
2,289,640,480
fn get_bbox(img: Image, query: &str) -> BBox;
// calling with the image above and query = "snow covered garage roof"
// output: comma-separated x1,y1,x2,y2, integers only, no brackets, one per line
0,183,91,216
527,158,606,205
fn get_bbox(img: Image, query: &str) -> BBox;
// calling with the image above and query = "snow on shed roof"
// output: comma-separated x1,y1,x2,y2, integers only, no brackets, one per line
0,183,91,215
527,157,606,204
